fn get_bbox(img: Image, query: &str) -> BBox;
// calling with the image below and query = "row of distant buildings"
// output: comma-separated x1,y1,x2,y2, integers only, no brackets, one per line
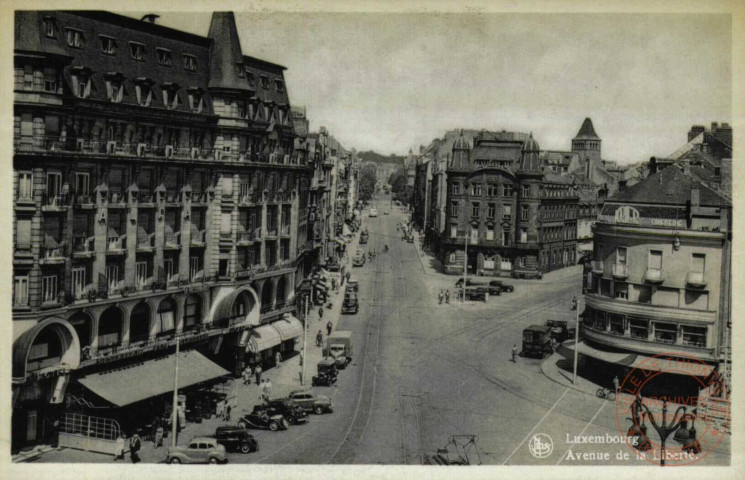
412,117,732,406
11,10,358,451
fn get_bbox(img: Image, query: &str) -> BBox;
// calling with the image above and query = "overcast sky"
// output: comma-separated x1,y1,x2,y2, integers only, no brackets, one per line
136,11,731,164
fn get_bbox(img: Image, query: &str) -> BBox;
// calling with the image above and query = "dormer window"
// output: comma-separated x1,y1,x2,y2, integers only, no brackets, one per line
156,48,172,66
70,67,92,99
236,63,245,78
162,83,180,110
135,78,154,107
246,71,255,87
129,42,145,61
183,54,197,72
104,73,125,103
275,80,285,93
65,28,84,49
100,35,117,55
187,88,204,113
260,75,269,89
42,16,57,38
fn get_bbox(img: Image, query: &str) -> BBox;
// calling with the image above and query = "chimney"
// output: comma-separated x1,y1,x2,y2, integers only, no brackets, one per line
649,157,658,175
716,122,732,147
711,122,719,134
688,125,705,142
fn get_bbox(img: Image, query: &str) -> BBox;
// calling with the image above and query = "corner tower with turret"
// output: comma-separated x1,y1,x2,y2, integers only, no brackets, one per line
515,133,542,275
572,118,601,181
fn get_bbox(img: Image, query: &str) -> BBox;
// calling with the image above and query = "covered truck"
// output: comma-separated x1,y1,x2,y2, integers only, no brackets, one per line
323,331,353,369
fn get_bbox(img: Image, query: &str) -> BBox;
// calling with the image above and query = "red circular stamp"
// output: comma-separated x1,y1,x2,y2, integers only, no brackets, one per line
613,352,729,466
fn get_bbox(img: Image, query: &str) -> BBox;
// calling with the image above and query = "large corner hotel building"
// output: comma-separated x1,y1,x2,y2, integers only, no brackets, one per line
12,11,318,448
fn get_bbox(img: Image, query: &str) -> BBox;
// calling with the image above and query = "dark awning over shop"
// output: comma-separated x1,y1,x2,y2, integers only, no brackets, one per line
246,325,282,354
271,315,304,342
77,350,229,407
563,340,637,366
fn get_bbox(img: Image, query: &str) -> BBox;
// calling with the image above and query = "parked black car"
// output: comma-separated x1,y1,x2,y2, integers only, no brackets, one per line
454,278,486,288
264,399,309,425
212,426,258,454
238,406,289,431
489,279,514,292
486,281,503,296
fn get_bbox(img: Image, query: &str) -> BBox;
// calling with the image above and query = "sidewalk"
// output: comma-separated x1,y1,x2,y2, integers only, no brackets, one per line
539,346,603,398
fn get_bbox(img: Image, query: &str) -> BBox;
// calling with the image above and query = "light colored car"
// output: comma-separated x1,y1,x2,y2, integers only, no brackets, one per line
166,436,227,464
284,389,334,414
369,208,378,217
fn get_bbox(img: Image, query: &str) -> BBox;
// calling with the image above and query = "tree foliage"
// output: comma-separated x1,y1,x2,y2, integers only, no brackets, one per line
359,163,377,202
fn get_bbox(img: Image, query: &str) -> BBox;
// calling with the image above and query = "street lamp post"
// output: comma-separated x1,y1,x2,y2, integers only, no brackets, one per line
301,293,309,386
636,397,689,466
171,335,180,447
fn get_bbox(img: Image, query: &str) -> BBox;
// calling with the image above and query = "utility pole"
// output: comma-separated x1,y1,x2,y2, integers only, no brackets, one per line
462,229,468,302
302,294,309,385
572,278,581,384
171,336,180,447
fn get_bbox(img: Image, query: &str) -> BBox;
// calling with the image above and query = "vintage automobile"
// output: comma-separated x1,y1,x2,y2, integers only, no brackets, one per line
313,357,339,388
488,279,514,292
263,399,309,425
166,436,227,464
342,292,359,314
485,281,503,296
237,406,290,431
346,277,359,292
212,426,258,454
545,320,570,342
458,286,489,302
352,253,366,266
369,208,378,217
522,324,555,358
454,278,486,288
282,389,334,415
359,231,369,244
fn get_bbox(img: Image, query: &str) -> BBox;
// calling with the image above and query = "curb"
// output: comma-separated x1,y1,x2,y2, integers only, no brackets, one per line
539,352,600,398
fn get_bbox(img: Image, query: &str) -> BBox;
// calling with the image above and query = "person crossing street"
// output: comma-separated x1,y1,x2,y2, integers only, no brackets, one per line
316,329,323,347
326,320,333,336
511,344,518,363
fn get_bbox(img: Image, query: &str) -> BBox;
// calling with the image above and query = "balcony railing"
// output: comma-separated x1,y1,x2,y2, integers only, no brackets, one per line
643,268,664,284
73,236,95,254
191,229,206,245
164,231,181,248
612,264,628,279
107,191,127,206
137,232,155,250
41,244,67,263
106,235,126,253
238,230,256,243
281,225,292,236
42,193,70,209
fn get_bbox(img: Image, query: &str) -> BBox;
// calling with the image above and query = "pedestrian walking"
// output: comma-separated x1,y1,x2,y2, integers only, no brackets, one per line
327,320,333,336
265,378,273,400
318,307,324,320
613,375,620,395
511,344,518,363
275,350,282,366
445,290,450,304
216,398,225,419
129,432,141,464
260,379,268,402
346,271,351,283
316,329,323,347
243,365,252,385
438,291,444,305
114,433,126,460
154,425,164,448
331,277,337,291
255,364,263,384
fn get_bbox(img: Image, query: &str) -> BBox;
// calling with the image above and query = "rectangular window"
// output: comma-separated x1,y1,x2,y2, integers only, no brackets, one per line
164,258,175,281
654,322,677,344
43,17,56,38
471,203,480,217
502,229,510,246
519,228,527,243
100,36,117,55
129,42,145,61
636,285,652,304
487,184,497,196
486,227,494,241
65,28,84,48
592,311,608,331
136,261,148,287
522,185,530,197
183,54,197,71
260,75,269,89
487,203,496,218
246,71,255,87
14,276,29,306
42,275,58,303
18,172,33,200
451,183,460,195
629,318,648,339
503,184,514,197
450,201,458,217
470,228,479,244
16,218,31,249
450,225,457,239
275,80,285,92
609,314,624,335
648,250,662,270
46,172,62,198
104,265,118,291
21,113,33,136
503,204,511,218
135,84,152,106
43,69,58,93
74,172,89,196
681,326,706,347
617,247,627,265
190,256,200,280
614,282,628,300
521,205,529,221
156,48,172,66
691,253,705,274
